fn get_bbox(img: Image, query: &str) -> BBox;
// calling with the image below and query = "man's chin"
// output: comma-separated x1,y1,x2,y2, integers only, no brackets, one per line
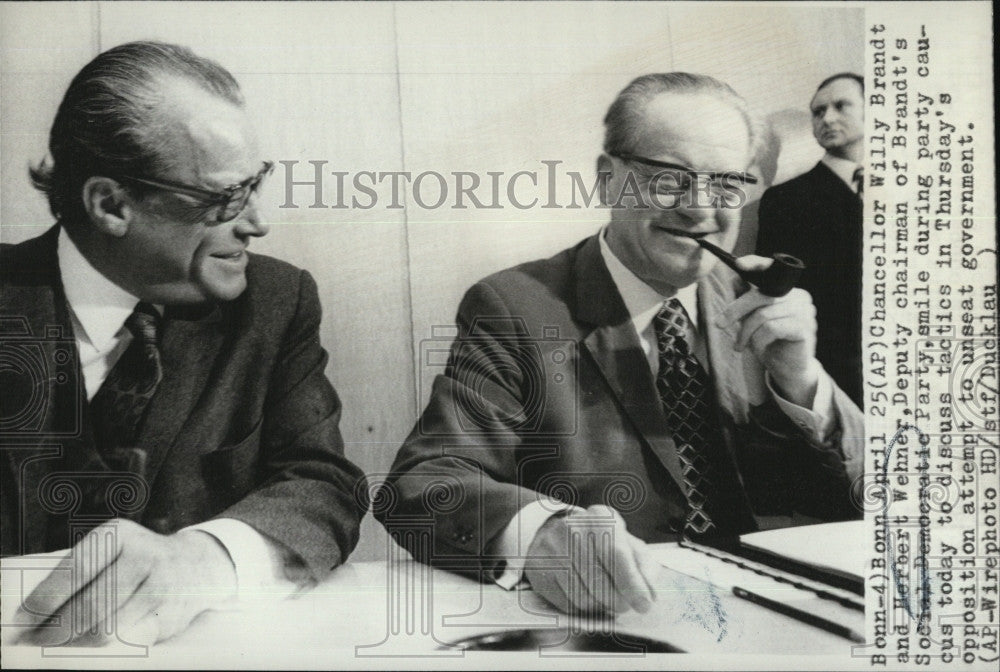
645,257,715,294
146,277,247,306
818,138,843,151
202,277,248,303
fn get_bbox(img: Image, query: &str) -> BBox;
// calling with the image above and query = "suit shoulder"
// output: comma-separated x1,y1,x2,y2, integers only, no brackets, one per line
456,240,584,336
0,241,24,277
242,252,318,312
758,166,827,233
245,252,310,291
472,241,580,305
763,167,820,201
1,229,59,288
246,251,303,279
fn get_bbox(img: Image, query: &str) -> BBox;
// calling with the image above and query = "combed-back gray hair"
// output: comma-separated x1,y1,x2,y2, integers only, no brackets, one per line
603,72,760,162
30,41,244,223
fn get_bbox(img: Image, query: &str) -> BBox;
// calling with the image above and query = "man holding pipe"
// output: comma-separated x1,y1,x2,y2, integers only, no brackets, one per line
377,73,863,616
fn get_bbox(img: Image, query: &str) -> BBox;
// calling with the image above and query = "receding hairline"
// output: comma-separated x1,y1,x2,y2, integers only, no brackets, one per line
811,75,864,106
138,74,251,176
602,73,759,163
630,90,754,154
152,74,247,128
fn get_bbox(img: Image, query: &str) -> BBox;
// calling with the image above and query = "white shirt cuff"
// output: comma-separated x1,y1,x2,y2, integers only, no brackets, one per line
493,498,583,590
184,518,301,606
767,366,836,443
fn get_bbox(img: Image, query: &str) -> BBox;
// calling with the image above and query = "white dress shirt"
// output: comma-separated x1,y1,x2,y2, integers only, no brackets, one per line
821,154,862,193
493,227,836,589
57,228,298,604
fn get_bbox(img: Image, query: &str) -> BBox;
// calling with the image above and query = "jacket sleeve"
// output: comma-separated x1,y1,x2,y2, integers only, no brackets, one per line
215,270,368,580
738,376,864,521
750,187,864,520
374,280,545,581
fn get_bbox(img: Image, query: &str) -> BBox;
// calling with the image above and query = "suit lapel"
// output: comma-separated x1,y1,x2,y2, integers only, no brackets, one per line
812,162,861,209
1,227,101,553
573,236,687,493
6,293,71,555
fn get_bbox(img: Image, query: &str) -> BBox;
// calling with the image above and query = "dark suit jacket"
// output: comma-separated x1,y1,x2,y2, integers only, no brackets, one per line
1,226,368,579
757,161,863,407
375,234,863,579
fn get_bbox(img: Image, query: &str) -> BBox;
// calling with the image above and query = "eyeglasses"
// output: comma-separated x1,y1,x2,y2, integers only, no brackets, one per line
114,161,274,223
609,152,757,201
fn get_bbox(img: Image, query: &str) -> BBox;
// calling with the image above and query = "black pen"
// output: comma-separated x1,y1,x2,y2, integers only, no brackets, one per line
731,586,864,643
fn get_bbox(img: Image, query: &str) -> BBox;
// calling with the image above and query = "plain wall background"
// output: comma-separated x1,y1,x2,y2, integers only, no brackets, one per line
0,1,862,561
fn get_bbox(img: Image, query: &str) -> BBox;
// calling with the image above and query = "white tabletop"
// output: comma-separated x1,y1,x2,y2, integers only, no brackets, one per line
3,550,865,668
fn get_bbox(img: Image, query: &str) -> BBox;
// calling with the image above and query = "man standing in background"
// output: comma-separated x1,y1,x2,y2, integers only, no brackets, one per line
1,41,368,645
756,73,865,408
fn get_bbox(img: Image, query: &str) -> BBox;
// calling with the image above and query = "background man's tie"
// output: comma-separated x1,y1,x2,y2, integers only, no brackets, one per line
654,298,722,537
91,302,163,458
852,166,864,196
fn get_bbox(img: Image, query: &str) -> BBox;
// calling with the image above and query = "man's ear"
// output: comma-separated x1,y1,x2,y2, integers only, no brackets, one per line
596,154,614,206
81,176,132,237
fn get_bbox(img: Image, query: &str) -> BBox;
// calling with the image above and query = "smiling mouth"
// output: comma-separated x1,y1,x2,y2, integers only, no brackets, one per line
212,250,245,260
660,228,711,240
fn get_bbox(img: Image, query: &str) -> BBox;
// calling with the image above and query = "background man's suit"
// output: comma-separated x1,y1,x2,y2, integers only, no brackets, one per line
757,161,863,407
1,226,367,577
377,234,863,579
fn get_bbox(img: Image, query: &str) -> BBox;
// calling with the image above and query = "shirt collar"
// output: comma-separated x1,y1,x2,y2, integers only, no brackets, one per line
598,226,699,336
58,226,140,350
820,153,861,190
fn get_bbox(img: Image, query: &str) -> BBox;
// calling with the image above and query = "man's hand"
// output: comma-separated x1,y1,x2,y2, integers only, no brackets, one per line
719,256,821,407
523,505,659,617
13,519,237,647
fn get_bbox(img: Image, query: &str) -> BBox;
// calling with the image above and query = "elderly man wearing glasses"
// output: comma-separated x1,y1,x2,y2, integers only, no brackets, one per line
377,73,863,617
1,42,367,645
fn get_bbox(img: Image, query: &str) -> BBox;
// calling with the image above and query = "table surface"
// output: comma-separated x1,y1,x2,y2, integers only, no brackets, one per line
2,546,866,668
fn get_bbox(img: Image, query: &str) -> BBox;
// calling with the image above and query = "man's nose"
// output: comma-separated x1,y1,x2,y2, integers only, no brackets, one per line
234,198,269,237
673,185,719,225
821,106,839,123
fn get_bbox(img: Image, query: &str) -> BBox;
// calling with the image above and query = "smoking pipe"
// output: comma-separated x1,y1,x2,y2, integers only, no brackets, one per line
667,229,805,297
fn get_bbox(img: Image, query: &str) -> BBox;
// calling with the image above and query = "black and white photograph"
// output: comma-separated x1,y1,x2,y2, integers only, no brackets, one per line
0,1,995,669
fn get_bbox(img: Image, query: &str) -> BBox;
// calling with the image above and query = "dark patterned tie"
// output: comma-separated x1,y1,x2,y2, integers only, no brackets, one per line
852,166,864,196
91,302,163,455
654,298,720,537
